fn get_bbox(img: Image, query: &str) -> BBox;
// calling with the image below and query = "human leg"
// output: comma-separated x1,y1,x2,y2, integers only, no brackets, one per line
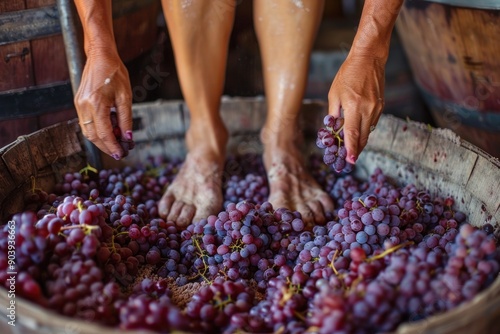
159,0,236,226
254,0,334,224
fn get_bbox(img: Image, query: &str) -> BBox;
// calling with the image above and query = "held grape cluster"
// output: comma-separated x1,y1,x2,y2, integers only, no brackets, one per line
316,115,354,173
1,153,499,334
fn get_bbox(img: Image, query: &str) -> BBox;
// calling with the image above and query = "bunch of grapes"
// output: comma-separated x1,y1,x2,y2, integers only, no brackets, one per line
223,173,268,207
306,222,499,334
118,277,190,331
0,212,45,303
316,115,353,173
185,279,255,331
175,202,306,287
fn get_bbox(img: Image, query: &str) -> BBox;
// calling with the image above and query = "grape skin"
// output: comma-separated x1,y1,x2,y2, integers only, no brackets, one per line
316,115,354,174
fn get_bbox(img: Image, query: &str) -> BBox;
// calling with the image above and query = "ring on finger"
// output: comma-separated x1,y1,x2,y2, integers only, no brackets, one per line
82,120,93,125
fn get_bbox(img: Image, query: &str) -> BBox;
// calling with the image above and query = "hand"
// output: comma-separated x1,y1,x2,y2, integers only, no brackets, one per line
75,48,133,160
328,54,385,164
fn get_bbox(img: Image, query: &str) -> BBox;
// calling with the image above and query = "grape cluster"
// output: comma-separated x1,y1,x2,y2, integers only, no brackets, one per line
118,278,190,331
186,278,255,332
316,115,353,173
307,222,499,333
175,202,306,290
223,173,268,207
0,211,45,302
0,153,499,334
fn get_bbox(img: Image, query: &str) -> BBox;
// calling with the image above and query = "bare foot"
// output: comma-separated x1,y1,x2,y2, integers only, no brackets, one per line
263,139,334,225
159,124,227,228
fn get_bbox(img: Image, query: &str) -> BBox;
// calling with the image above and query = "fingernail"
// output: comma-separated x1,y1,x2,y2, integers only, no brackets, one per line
350,155,357,163
111,153,121,161
125,131,133,141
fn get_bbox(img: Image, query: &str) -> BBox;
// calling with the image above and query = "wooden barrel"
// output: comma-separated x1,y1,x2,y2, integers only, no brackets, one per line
0,0,161,148
395,0,500,157
0,97,499,333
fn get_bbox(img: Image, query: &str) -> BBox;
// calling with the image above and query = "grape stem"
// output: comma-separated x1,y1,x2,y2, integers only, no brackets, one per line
79,162,98,176
329,249,339,276
30,176,43,193
110,234,118,253
293,310,306,321
191,236,211,283
327,124,345,146
110,231,130,253
60,224,99,233
366,241,414,262
213,291,232,310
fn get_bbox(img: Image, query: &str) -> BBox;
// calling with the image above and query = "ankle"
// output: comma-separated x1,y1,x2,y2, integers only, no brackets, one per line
186,120,228,160
260,123,302,149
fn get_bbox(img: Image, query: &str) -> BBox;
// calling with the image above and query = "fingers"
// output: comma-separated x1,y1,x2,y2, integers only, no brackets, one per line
342,106,363,164
358,106,375,154
94,111,124,160
80,123,111,156
115,89,133,140
328,88,342,118
75,58,133,160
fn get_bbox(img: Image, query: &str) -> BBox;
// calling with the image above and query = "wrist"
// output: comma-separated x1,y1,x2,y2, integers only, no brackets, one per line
85,41,119,58
351,0,403,60
349,39,391,63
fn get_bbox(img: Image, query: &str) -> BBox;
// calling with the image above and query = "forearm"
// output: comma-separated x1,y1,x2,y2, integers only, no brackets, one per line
74,0,117,56
350,0,403,61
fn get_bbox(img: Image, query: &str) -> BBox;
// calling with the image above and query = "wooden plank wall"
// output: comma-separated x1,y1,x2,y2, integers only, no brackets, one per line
0,0,74,148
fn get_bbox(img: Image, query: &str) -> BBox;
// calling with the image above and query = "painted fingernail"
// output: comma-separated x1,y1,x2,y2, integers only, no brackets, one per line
125,131,133,141
111,153,121,161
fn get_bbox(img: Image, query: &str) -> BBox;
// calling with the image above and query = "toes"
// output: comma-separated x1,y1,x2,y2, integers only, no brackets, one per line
268,191,291,212
318,192,335,215
308,200,326,225
167,201,184,222
177,204,195,228
193,196,222,222
159,193,175,219
296,202,315,226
